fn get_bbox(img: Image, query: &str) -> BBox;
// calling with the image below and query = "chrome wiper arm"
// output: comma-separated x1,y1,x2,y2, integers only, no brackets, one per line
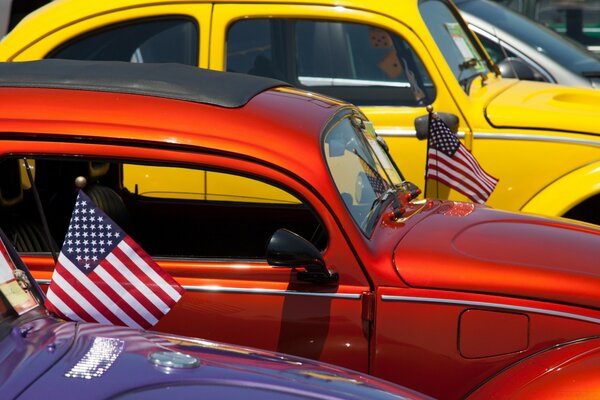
362,187,405,232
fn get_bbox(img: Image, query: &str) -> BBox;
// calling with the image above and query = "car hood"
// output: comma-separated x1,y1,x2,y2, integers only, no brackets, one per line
485,80,600,134
7,317,424,400
394,201,600,309
467,337,600,399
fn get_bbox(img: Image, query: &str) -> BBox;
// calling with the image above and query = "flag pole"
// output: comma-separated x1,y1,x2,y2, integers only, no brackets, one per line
22,158,58,263
423,104,434,199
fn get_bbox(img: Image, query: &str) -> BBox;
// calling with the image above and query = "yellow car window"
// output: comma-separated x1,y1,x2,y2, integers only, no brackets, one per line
122,164,299,204
49,17,198,65
227,18,435,106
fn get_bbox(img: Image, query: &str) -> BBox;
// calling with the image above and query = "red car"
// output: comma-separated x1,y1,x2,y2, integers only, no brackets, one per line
2,59,600,400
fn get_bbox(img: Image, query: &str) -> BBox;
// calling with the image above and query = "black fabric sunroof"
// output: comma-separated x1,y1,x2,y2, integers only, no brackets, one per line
0,59,290,108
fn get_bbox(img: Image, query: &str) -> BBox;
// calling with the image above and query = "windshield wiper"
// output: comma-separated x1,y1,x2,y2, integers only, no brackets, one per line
362,188,405,232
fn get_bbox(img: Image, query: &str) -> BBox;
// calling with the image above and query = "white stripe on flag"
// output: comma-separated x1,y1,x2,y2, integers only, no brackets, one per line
105,251,171,314
427,168,485,203
429,152,491,200
455,148,497,190
94,266,159,326
435,151,491,194
118,240,182,301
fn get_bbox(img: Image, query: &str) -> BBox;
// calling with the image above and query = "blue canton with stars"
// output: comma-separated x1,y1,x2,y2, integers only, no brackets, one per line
62,191,125,274
429,117,460,157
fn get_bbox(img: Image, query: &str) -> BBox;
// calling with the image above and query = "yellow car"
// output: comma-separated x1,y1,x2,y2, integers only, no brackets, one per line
1,0,600,224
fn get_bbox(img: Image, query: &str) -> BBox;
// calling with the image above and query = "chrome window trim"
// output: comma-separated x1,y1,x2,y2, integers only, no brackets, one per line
381,295,600,324
298,76,411,88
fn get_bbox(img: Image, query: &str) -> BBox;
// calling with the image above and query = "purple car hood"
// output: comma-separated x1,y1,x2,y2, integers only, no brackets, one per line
2,315,425,400
394,201,600,309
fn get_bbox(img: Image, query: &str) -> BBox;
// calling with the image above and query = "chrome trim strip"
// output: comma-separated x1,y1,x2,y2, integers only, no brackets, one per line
381,295,600,324
299,76,411,88
376,129,466,139
473,132,600,147
376,129,600,147
183,285,362,299
376,128,416,137
36,279,361,299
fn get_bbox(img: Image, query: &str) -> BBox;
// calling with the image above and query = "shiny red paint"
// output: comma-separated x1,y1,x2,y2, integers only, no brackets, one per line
3,68,600,400
466,337,600,399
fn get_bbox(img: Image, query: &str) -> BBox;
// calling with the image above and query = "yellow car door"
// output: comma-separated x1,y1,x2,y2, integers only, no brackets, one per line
210,3,468,194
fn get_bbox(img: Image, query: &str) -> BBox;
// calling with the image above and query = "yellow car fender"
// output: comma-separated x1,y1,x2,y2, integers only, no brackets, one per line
521,160,600,218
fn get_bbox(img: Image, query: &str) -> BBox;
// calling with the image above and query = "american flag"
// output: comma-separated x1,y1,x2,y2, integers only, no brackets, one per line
357,152,388,197
426,115,498,204
45,190,184,329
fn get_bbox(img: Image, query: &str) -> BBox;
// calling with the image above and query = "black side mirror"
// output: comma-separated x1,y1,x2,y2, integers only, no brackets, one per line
497,57,540,81
266,229,338,284
414,112,459,140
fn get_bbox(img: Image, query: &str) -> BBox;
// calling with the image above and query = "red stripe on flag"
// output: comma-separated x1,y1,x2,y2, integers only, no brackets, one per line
427,152,490,203
46,275,100,324
431,149,493,195
89,264,156,329
57,263,128,326
119,237,183,303
99,258,165,322
427,169,486,203
455,147,498,190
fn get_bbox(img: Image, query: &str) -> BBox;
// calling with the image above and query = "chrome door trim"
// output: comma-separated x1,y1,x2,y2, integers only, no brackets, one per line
381,295,600,324
183,285,362,298
473,132,600,147
37,278,362,299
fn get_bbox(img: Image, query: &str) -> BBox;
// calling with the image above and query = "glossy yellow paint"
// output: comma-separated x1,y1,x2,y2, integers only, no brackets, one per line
473,132,600,212
1,0,599,221
521,161,600,217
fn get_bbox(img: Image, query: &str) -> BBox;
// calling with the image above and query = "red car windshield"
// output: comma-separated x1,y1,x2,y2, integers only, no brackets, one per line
324,115,403,234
